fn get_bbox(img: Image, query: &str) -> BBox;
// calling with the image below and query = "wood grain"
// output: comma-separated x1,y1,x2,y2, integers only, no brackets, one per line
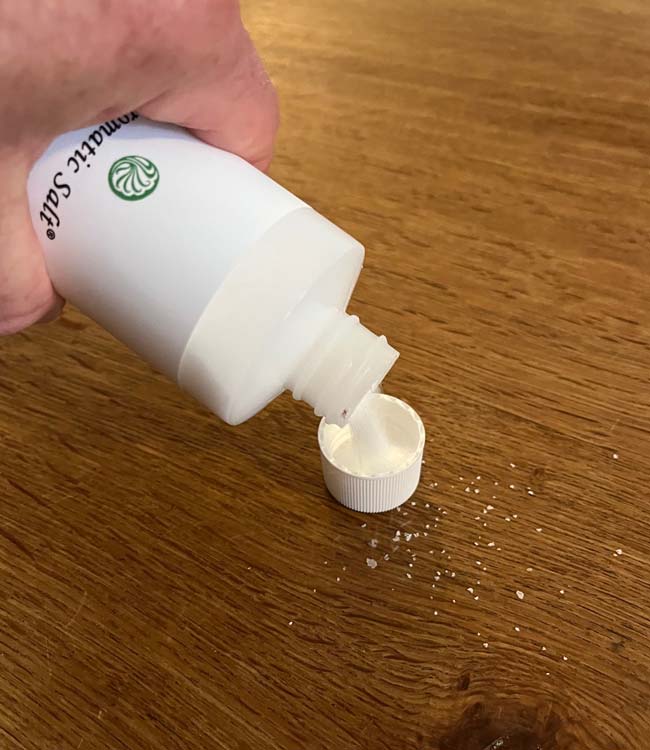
2,0,650,747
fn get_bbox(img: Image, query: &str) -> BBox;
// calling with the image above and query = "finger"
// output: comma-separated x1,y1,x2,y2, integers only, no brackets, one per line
0,169,59,335
139,19,279,171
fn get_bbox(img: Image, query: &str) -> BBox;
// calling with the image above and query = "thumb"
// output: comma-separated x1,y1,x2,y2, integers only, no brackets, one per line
139,19,279,171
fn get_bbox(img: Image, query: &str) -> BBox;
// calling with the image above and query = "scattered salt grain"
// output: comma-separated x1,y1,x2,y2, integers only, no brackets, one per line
288,621,293,626
366,558,378,569
474,488,480,494
474,595,479,600
406,573,412,579
483,642,489,648
559,589,565,595
368,538,379,548
526,567,533,572
536,528,543,533
467,587,474,594
487,542,495,547
509,484,516,490
465,487,471,493
614,548,623,556
336,577,340,582
486,504,495,511
360,522,367,528
514,626,520,632
527,490,535,496
509,463,516,468
562,656,568,662
516,590,525,601
434,610,438,616
404,532,413,542
541,646,547,652
613,453,619,460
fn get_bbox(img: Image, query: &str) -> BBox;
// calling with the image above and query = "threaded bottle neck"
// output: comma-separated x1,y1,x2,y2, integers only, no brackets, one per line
288,309,399,426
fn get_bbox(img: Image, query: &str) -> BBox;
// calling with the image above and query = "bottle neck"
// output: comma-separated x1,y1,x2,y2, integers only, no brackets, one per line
287,308,399,426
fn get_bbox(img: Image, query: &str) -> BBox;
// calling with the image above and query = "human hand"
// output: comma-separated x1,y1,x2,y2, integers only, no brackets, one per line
0,0,279,334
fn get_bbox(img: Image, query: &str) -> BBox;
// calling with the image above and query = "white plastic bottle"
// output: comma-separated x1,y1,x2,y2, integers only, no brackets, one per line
27,114,398,426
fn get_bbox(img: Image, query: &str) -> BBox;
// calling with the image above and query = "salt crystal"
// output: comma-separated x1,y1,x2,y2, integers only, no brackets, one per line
512,514,518,519
467,587,474,594
509,484,515,490
434,610,438,616
559,589,565,595
509,463,516,468
360,523,367,528
404,532,412,542
516,590,524,600
562,656,568,661
406,573,412,579
536,528,543,533
411,501,416,506
527,490,535,496
366,558,378,569
514,626,520,632
465,487,471,493
541,646,547,652
487,542,495,547
368,538,379,548
505,516,512,522
526,567,533,572
474,595,479,600
474,488,480,494
483,642,489,648
288,621,293,626
336,577,340,582
486,504,495,511
615,548,623,556
425,503,430,509
613,453,619,459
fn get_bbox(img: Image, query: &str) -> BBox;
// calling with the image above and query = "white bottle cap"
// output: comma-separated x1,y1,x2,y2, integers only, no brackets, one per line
318,393,425,513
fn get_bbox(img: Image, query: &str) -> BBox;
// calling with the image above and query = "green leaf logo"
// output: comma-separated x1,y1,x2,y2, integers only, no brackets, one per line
108,155,160,201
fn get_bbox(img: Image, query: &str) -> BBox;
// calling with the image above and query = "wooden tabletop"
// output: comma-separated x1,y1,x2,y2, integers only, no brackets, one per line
3,1,650,748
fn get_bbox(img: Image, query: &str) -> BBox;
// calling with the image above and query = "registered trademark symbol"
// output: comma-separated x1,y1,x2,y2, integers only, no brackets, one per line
46,228,55,240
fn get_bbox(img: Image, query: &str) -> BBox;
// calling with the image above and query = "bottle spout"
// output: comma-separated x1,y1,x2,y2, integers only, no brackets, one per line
288,309,399,426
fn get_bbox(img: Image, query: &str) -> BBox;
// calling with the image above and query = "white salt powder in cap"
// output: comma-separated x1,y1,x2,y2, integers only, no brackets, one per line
318,392,425,513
